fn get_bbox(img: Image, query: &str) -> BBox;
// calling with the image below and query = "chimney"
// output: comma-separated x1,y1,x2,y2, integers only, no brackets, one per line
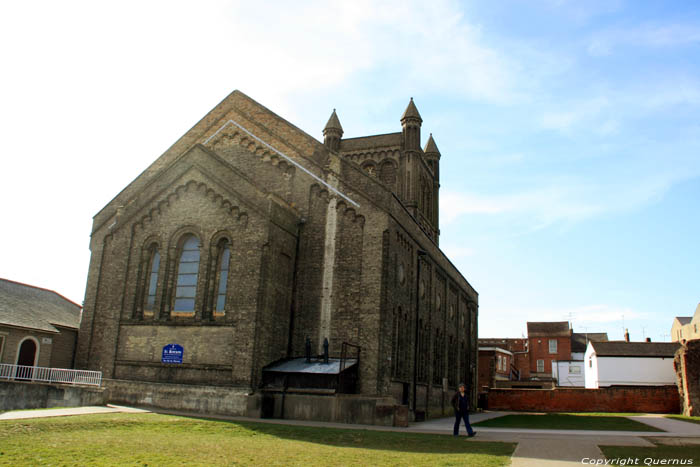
624,329,630,342
646,337,651,343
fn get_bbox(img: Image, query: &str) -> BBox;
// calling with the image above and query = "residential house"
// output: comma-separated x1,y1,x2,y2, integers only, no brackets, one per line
672,304,700,343
526,321,572,380
584,341,680,389
478,346,514,391
0,278,82,369
552,332,608,387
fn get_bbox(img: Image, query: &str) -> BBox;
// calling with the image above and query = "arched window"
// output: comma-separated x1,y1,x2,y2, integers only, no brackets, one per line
144,247,160,316
174,235,200,314
214,239,231,315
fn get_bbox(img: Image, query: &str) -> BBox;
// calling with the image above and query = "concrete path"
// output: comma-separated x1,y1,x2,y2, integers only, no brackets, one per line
0,405,148,420
1,407,697,466
626,414,700,435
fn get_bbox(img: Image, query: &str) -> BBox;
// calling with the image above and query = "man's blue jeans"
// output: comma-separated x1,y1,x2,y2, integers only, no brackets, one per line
453,410,474,436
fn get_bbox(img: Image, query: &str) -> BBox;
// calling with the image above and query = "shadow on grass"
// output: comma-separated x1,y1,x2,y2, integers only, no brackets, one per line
172,413,516,456
473,414,664,432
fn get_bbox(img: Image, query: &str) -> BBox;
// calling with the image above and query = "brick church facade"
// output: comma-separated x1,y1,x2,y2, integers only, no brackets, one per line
76,90,478,423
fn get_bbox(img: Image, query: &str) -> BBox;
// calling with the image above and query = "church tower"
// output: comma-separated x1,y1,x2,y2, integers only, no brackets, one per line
323,109,343,152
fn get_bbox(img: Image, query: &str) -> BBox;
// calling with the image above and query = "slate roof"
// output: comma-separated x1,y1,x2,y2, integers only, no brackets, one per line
590,341,680,358
339,132,402,152
675,317,692,325
571,332,608,353
527,321,571,337
0,278,81,333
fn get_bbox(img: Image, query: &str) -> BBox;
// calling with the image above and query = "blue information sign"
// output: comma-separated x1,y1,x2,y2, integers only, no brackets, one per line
162,344,183,364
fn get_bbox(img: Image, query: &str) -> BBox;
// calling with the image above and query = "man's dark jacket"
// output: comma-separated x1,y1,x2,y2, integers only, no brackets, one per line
451,390,470,414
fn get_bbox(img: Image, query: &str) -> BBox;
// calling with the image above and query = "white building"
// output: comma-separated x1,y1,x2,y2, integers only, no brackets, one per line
553,332,608,387
584,341,680,389
552,360,585,387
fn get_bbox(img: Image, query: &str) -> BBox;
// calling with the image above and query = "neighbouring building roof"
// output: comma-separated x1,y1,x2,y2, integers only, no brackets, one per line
479,347,514,356
589,341,680,358
527,321,571,337
675,317,692,326
571,332,609,353
0,278,82,333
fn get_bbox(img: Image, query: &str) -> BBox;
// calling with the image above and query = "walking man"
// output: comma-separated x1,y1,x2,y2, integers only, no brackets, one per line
452,382,476,437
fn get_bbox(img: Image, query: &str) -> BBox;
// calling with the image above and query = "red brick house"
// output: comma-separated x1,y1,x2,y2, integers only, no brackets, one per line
526,322,572,379
477,346,514,391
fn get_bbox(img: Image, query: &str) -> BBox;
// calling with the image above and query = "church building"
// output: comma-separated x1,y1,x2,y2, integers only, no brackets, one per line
76,90,478,424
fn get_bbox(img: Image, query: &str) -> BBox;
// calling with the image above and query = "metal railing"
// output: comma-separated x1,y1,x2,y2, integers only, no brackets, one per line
0,363,102,387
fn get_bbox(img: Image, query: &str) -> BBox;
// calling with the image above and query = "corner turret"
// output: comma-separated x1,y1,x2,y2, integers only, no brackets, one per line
323,109,343,152
400,98,422,151
423,133,440,181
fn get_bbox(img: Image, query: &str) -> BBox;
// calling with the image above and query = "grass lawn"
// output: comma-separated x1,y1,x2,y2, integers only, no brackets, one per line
472,414,663,432
666,414,700,425
0,413,515,466
600,442,700,464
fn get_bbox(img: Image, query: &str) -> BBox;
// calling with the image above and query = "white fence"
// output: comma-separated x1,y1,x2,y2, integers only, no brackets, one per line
0,363,102,387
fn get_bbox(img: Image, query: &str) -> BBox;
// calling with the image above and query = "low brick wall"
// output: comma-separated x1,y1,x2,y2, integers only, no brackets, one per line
486,386,680,413
0,380,105,411
104,379,251,416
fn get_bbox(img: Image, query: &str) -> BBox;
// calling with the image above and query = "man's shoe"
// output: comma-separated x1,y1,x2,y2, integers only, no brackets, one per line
468,432,476,437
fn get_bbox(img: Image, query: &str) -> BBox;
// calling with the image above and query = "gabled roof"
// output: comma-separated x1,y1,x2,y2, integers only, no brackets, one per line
0,278,82,333
692,303,700,323
589,341,680,358
92,90,327,235
527,321,571,337
571,332,608,353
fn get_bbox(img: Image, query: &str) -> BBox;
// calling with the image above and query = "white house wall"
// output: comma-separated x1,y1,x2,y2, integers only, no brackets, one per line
587,356,676,388
553,360,584,387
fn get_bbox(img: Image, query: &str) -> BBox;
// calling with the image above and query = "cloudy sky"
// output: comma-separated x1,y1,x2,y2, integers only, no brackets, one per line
2,0,698,341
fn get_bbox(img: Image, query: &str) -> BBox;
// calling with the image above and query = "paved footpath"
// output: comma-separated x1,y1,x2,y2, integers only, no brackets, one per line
2,406,699,466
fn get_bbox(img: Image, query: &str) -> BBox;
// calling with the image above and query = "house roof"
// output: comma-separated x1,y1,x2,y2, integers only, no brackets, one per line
589,341,680,358
571,332,608,352
675,317,692,326
0,278,82,333
527,321,571,337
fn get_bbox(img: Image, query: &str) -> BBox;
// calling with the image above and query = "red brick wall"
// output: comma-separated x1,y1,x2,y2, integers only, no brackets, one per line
478,351,494,390
487,386,680,413
528,336,571,374
515,353,530,379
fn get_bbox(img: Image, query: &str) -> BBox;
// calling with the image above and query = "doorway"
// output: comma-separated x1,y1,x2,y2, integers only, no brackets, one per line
16,338,37,380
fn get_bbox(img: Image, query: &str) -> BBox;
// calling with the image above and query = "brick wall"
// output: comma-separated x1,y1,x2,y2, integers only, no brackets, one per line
675,339,700,416
528,335,571,374
487,386,680,413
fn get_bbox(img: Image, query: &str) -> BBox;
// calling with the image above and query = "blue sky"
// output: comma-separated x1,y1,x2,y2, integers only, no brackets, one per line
1,0,698,341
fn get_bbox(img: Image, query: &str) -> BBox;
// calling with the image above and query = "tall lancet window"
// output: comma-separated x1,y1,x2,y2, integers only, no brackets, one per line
214,239,231,315
174,235,200,314
144,247,160,316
